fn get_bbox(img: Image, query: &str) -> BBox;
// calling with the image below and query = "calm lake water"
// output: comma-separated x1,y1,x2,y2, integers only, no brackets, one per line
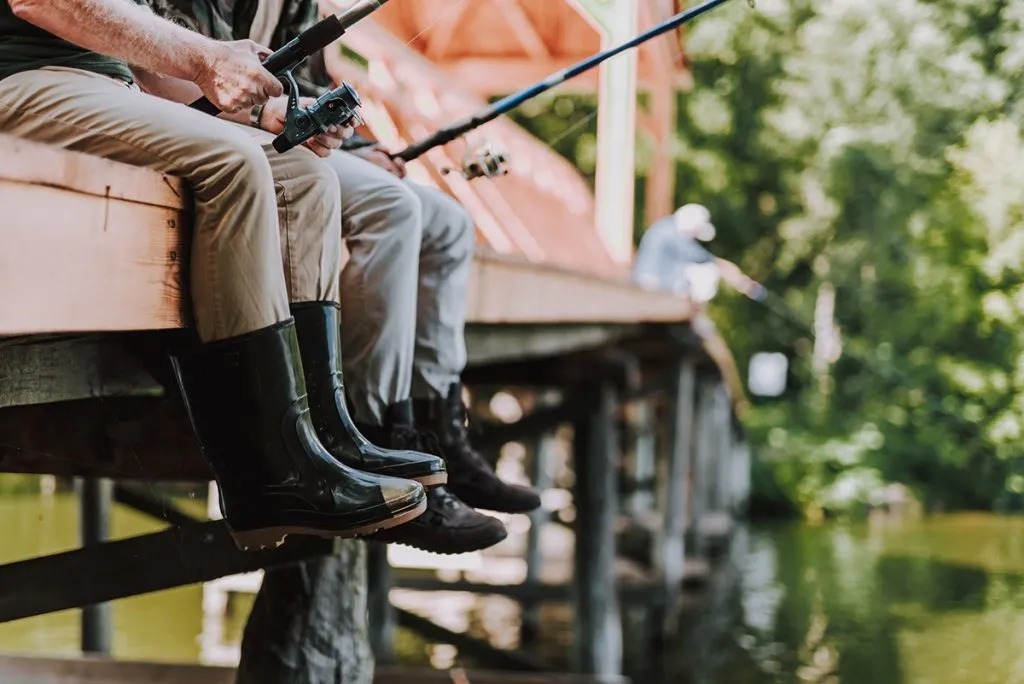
3,492,1024,683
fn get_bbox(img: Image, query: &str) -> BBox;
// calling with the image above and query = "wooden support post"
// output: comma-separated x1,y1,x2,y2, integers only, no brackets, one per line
593,0,640,264
572,381,623,677
77,477,113,655
236,541,373,684
732,436,752,516
367,542,394,664
714,384,734,515
626,401,657,518
522,431,554,645
654,359,695,635
643,78,677,228
688,380,713,558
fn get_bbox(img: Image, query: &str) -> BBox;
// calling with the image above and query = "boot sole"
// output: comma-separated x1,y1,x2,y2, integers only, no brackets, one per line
228,497,428,551
415,473,448,487
369,528,509,556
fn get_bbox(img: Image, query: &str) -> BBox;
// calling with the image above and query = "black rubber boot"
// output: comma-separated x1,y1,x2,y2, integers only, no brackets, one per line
414,383,542,514
170,319,427,551
363,402,509,554
290,302,447,487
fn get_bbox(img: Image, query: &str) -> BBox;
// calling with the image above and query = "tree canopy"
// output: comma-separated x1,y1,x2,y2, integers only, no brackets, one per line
511,0,1024,515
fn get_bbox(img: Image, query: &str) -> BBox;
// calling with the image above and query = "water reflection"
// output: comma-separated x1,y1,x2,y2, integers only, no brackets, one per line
3,492,1024,684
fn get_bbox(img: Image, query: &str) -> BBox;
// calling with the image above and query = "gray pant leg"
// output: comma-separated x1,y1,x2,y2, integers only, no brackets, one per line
408,184,475,398
322,151,423,423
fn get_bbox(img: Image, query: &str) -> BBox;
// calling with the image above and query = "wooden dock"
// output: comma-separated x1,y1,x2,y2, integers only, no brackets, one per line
0,131,751,680
0,655,630,684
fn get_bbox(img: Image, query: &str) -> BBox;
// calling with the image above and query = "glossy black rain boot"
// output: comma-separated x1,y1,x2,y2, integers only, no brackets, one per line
290,302,447,487
414,383,542,514
364,402,509,554
170,319,427,551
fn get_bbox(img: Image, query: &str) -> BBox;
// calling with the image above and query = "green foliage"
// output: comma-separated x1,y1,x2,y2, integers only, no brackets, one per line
511,0,1024,515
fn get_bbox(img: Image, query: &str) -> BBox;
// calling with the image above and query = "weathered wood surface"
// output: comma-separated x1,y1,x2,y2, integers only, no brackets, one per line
0,134,693,333
0,136,189,335
0,656,630,684
0,520,334,624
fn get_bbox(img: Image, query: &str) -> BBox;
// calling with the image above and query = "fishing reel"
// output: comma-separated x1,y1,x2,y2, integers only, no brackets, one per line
272,70,364,153
442,141,509,181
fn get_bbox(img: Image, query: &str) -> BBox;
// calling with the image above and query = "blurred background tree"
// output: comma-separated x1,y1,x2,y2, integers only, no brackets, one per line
511,0,1024,517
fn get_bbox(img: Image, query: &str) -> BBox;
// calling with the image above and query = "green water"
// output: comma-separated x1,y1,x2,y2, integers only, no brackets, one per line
680,515,1024,684
3,493,1024,684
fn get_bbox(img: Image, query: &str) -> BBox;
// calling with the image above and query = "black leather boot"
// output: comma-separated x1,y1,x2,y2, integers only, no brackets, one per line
414,383,542,514
291,302,447,487
363,401,509,554
170,319,427,551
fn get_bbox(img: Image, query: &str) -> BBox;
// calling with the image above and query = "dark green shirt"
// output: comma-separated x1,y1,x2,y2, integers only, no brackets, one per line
146,0,376,151
0,1,144,83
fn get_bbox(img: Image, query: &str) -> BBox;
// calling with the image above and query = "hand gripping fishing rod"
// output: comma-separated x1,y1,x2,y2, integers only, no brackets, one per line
395,0,738,176
188,0,389,152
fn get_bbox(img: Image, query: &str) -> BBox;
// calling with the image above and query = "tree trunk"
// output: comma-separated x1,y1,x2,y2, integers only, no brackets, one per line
235,540,374,684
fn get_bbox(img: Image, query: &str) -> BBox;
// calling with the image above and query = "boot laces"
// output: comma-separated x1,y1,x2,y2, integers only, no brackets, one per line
448,403,494,474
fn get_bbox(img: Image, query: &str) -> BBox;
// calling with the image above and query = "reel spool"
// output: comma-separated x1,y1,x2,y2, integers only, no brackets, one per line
442,140,510,181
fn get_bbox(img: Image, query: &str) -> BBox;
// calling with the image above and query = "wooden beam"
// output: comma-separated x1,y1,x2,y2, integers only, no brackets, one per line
0,657,627,684
424,1,474,59
592,0,640,266
0,397,210,481
0,521,334,623
643,73,677,226
396,608,551,672
495,0,552,60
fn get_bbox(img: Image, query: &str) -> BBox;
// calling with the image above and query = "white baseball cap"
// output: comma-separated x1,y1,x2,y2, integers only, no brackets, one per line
674,203,716,242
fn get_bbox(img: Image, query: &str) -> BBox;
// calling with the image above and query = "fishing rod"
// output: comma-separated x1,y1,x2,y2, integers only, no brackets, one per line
395,0,742,179
188,0,390,152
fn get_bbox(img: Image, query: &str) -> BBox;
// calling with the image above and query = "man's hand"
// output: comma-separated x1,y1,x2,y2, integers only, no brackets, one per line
259,95,354,157
351,146,406,179
193,40,283,113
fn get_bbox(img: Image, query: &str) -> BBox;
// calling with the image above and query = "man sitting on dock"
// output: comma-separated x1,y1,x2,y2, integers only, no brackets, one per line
633,203,766,305
146,0,544,555
0,0,447,550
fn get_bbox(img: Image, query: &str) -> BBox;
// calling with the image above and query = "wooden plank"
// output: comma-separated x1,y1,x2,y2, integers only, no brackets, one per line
0,134,186,209
465,323,636,365
0,521,334,624
0,397,210,481
0,657,626,684
0,335,163,408
467,253,694,324
0,179,188,335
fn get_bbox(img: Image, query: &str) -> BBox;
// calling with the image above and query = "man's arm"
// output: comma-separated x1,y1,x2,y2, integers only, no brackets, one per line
10,0,282,112
12,0,214,81
715,258,766,300
133,70,350,158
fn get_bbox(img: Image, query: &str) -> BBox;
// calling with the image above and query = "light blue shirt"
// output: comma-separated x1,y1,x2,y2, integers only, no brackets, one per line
632,217,715,295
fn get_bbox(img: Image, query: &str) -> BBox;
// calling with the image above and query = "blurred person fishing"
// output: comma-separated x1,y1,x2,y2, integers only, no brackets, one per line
632,203,766,305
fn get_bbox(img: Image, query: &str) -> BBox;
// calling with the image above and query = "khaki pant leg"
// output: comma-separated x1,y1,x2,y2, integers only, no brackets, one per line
320,150,423,423
407,183,475,398
0,67,287,342
237,125,341,305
